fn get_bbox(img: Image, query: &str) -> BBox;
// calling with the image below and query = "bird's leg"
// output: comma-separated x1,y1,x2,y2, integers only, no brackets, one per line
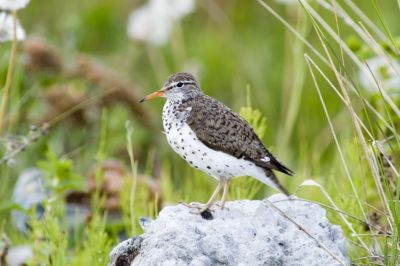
198,180,223,212
219,179,231,209
181,180,222,212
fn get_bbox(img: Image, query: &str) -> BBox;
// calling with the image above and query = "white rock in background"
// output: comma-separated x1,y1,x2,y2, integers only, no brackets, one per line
6,245,33,266
109,194,349,266
12,168,47,233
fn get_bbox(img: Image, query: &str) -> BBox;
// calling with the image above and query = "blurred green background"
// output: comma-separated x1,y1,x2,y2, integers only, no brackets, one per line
1,0,400,264
13,0,398,171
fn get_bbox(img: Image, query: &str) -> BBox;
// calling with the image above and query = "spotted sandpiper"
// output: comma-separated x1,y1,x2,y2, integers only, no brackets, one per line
140,72,293,212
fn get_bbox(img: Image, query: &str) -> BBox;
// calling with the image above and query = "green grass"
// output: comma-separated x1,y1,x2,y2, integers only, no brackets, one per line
0,0,399,265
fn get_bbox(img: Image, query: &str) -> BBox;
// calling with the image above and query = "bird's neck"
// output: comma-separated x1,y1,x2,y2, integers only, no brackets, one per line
166,90,203,104
166,95,198,105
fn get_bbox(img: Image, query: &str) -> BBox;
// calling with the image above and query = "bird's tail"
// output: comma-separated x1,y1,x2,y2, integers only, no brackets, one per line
258,168,289,196
269,156,294,176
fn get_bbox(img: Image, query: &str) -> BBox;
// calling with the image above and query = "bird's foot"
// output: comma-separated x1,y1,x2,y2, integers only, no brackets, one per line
179,201,202,209
179,201,216,214
214,201,230,211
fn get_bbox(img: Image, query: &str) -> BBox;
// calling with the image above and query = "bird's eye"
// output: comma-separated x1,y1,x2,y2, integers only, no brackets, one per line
176,82,183,88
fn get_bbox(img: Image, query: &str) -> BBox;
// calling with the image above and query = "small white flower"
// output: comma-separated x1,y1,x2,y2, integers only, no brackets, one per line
0,12,25,42
359,56,400,94
127,0,195,46
0,0,30,11
151,0,195,20
127,4,173,46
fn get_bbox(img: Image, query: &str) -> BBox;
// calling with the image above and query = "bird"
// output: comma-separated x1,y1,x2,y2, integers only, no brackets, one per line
140,72,293,212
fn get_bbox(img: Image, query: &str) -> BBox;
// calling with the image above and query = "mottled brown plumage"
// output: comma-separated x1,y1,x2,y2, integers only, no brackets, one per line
182,95,293,176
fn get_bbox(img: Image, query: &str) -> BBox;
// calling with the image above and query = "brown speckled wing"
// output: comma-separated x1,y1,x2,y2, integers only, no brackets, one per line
184,95,293,176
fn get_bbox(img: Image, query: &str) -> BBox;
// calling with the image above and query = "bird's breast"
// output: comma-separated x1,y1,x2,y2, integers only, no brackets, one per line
163,101,185,135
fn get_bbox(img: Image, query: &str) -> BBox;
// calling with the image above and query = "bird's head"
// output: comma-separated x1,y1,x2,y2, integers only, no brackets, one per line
140,72,201,103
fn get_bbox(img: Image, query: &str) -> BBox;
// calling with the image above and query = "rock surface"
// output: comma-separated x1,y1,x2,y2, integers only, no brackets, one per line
108,237,143,266
6,245,33,266
12,168,47,233
109,194,349,266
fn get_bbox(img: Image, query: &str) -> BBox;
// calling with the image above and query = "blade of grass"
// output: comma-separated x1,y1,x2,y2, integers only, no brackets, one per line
343,0,386,40
305,57,371,253
301,0,400,117
278,5,308,152
126,120,138,236
304,55,377,141
256,0,329,66
258,0,400,120
273,197,384,233
303,3,394,232
0,11,18,134
371,0,399,55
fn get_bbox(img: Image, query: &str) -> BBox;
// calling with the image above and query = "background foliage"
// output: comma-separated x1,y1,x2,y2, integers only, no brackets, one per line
0,0,399,265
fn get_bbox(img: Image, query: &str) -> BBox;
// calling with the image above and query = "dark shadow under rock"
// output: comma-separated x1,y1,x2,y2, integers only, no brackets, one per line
108,237,143,266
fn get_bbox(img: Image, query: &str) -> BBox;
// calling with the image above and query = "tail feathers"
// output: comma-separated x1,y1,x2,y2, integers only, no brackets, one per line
257,168,289,196
256,155,294,176
270,156,294,176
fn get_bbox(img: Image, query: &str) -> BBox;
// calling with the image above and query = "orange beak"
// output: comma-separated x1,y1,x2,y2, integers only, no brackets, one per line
139,88,166,103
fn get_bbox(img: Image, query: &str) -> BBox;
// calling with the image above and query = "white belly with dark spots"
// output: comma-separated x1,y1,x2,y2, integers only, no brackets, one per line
163,106,264,181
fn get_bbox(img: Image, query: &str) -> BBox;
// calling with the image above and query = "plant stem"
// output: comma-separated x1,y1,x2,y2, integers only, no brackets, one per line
126,121,138,235
0,10,18,134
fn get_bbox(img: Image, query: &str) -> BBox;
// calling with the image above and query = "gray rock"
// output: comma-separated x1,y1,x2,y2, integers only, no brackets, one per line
108,237,143,266
11,169,93,235
6,245,33,266
109,194,349,266
11,168,47,233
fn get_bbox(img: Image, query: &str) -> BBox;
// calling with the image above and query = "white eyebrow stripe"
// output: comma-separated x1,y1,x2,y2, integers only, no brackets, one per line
167,81,196,89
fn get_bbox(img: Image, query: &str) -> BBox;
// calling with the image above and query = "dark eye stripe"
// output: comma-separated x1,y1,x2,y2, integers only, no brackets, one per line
181,81,196,86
